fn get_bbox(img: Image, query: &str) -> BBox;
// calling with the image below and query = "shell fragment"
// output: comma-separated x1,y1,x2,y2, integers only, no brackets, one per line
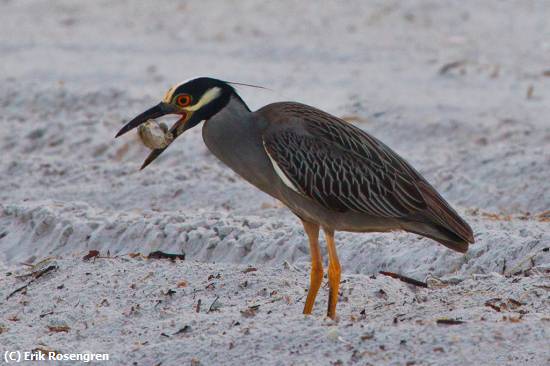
137,120,174,149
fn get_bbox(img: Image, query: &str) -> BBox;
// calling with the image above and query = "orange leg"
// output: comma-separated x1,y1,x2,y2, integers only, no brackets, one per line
324,228,341,319
302,220,323,315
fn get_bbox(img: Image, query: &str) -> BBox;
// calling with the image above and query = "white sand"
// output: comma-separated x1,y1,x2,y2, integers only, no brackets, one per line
1,1,549,365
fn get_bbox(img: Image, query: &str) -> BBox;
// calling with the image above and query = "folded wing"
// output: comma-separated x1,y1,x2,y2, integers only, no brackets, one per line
261,102,474,250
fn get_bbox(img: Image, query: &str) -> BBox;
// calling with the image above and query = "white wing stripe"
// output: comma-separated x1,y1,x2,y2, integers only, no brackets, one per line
262,141,301,193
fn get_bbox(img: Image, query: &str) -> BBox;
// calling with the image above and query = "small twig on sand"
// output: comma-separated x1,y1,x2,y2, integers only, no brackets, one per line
436,318,465,325
439,60,466,75
7,265,58,300
196,299,202,313
148,251,186,261
379,271,428,288
39,311,54,319
173,325,191,335
208,296,220,313
6,284,28,299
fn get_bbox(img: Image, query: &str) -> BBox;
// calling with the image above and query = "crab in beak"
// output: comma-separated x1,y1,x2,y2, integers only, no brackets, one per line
115,102,192,170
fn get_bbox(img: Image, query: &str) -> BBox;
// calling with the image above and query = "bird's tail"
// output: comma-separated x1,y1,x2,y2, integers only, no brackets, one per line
402,221,471,253
402,181,474,253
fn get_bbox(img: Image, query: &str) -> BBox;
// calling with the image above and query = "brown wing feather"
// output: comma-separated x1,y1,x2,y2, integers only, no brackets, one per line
264,130,425,217
261,102,474,244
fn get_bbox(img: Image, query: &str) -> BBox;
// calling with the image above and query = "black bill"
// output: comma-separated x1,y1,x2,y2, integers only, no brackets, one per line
115,102,192,170
115,103,172,138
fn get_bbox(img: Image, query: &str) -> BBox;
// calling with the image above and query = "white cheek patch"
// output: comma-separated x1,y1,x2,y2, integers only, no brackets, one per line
185,87,222,111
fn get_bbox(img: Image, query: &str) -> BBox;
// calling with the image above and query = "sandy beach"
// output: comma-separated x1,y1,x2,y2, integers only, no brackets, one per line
1,1,549,365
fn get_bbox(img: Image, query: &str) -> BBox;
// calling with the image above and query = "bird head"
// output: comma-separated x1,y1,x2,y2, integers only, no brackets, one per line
115,77,236,169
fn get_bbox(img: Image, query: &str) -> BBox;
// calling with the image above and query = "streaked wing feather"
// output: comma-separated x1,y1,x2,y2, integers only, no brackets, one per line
263,129,426,218
261,102,474,244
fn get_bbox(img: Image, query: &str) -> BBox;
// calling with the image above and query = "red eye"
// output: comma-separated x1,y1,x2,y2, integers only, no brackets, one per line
176,94,192,107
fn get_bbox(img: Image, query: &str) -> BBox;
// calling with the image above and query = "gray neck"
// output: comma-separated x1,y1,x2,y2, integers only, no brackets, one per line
211,95,253,125
202,96,275,195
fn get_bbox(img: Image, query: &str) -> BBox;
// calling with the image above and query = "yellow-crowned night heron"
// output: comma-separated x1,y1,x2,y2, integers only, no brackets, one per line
115,77,474,319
